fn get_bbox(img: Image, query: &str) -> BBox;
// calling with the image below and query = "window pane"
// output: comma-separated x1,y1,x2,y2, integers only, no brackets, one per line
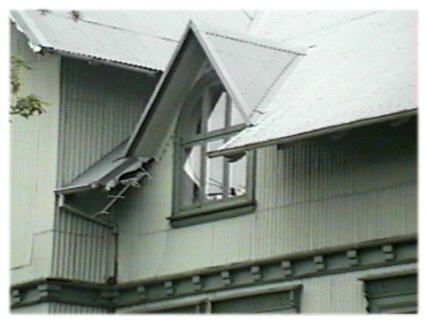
228,154,247,197
206,140,224,200
182,144,202,207
208,91,227,132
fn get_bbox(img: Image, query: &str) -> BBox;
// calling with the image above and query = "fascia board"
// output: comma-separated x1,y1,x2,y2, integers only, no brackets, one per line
123,22,194,158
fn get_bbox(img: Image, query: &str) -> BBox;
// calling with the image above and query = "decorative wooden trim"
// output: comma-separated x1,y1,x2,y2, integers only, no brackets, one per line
11,237,416,311
346,250,359,267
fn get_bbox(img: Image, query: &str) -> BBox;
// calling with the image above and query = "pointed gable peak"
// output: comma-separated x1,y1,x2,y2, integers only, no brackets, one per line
125,20,305,158
188,21,306,120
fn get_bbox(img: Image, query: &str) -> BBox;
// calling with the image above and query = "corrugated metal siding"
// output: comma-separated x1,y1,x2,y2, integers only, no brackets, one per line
115,138,173,281
253,129,416,257
48,302,109,314
116,121,416,282
115,137,174,236
57,57,157,186
51,210,115,282
10,24,60,281
50,58,155,283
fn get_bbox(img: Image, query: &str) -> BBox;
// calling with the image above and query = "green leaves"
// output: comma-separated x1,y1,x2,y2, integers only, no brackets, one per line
10,56,48,119
10,94,47,118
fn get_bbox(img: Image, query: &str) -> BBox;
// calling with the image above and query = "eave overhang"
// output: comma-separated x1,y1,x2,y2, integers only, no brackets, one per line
209,109,418,158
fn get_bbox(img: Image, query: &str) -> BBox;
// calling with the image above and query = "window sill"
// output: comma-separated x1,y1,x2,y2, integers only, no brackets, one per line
170,199,256,228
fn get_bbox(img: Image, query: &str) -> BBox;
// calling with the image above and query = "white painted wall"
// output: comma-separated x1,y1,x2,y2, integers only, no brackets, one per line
10,24,61,284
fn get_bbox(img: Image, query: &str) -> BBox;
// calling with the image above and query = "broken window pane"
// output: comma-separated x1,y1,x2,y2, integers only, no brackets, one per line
228,154,247,197
208,91,227,132
206,140,224,200
194,98,203,136
182,144,202,207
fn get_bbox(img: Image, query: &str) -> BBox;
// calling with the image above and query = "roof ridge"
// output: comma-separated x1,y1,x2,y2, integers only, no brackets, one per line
204,30,306,56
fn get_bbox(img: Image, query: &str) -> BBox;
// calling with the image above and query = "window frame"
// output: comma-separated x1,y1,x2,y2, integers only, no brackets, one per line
147,285,302,314
170,72,256,228
361,272,417,314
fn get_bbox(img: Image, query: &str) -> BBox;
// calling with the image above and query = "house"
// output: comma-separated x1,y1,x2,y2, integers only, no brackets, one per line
10,10,417,314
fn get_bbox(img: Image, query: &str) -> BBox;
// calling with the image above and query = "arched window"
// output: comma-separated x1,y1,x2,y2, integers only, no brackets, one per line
172,72,256,227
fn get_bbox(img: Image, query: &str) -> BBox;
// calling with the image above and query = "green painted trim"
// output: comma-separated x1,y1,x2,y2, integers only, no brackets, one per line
170,200,256,228
11,237,417,311
362,273,417,313
170,70,257,227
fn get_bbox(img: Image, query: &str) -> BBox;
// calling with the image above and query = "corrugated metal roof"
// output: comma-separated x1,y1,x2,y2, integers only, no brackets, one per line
64,20,304,186
10,10,252,71
198,25,306,116
214,11,417,155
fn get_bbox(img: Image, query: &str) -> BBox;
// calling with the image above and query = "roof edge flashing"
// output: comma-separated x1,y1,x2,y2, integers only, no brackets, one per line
191,20,308,56
209,109,418,157
123,22,198,157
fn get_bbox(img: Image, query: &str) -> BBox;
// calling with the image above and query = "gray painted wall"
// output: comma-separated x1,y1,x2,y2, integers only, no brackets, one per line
114,120,416,282
10,24,60,285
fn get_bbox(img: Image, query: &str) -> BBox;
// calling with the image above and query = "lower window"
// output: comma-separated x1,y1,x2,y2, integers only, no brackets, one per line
152,287,302,314
362,273,417,314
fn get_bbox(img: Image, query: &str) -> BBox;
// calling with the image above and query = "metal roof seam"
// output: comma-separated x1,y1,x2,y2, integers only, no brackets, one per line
284,11,380,43
204,31,306,56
